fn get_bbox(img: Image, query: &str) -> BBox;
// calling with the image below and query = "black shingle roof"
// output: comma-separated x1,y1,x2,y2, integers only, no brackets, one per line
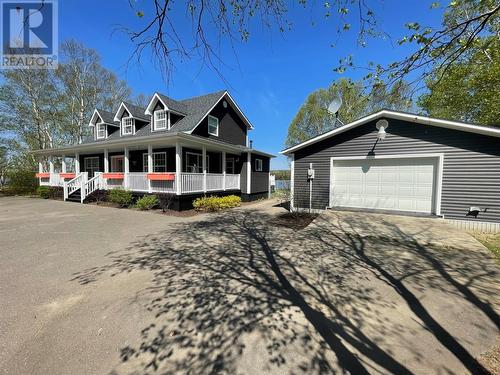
157,93,188,114
96,109,119,126
85,90,227,144
123,102,150,121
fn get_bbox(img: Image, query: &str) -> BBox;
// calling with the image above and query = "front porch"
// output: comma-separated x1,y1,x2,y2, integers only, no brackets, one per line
37,141,243,202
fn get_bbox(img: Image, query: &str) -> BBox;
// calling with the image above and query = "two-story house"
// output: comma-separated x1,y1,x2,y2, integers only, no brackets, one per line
35,90,274,210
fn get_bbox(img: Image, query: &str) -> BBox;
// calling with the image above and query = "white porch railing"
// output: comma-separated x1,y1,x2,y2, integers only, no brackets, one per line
84,172,103,198
127,172,149,192
225,174,240,190
56,172,241,198
206,173,224,191
180,172,205,193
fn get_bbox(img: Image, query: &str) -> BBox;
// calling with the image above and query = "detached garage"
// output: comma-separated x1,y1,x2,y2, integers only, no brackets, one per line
281,110,500,231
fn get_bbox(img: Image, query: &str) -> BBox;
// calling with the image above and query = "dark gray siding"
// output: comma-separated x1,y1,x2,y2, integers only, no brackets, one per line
250,154,270,193
192,99,247,146
293,119,500,222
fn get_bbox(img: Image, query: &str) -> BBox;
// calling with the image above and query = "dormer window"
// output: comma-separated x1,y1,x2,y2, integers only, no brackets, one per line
154,109,168,131
96,123,106,139
208,115,219,136
122,117,134,135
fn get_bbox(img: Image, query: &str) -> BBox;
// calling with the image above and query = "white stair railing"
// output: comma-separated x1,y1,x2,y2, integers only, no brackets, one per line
84,172,102,199
64,173,83,200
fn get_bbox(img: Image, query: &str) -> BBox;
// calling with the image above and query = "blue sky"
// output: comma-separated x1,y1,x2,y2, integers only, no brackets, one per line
59,0,444,169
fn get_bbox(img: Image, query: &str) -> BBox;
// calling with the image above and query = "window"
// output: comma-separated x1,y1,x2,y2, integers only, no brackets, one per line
122,117,134,135
84,157,100,178
142,154,148,172
208,115,219,136
110,155,124,172
226,158,235,174
96,123,106,139
154,110,168,130
255,158,263,172
142,152,167,172
185,152,209,173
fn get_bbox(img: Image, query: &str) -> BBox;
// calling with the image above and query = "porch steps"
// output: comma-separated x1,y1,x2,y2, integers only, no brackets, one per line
66,189,83,203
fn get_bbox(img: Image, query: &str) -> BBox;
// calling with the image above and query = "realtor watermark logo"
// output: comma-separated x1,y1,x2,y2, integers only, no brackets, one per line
0,0,58,69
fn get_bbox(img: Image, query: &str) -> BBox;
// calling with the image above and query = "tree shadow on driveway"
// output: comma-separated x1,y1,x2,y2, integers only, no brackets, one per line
72,209,499,374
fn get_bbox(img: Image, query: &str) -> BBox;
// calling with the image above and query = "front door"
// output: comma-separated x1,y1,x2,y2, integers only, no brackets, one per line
84,156,100,178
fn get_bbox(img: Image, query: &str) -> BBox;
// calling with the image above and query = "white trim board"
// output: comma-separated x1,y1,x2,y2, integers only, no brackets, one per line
281,110,500,155
329,153,444,216
187,91,254,135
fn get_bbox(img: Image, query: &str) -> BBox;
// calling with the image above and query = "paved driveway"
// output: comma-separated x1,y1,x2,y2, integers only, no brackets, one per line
0,197,498,374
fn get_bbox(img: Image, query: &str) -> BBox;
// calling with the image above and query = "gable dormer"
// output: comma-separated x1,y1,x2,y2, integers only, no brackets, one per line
145,93,187,132
89,109,120,140
114,102,150,136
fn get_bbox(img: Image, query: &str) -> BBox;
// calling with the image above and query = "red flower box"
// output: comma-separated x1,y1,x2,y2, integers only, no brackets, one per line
60,173,76,179
147,173,175,181
102,173,124,179
35,173,50,178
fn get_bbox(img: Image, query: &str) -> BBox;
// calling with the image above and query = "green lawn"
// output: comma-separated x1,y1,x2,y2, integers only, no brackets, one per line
472,233,500,260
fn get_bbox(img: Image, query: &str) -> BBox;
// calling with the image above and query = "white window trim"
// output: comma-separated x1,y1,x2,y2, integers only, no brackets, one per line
95,122,108,139
255,158,263,172
143,152,167,172
185,151,210,173
84,156,100,176
208,115,219,136
110,155,124,172
153,109,169,131
226,157,235,174
121,117,135,136
96,123,107,140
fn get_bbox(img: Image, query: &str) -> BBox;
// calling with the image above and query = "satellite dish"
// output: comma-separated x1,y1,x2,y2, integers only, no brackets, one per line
327,96,342,115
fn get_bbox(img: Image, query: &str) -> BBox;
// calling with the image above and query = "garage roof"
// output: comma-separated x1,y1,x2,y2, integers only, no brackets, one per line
280,110,500,155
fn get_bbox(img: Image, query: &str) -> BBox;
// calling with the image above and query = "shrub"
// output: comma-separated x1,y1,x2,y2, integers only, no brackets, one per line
157,193,175,212
108,188,133,207
193,195,241,212
5,168,38,195
135,195,158,210
88,189,107,204
37,186,51,199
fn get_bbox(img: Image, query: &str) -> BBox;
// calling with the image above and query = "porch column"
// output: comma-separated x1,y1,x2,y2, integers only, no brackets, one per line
175,142,181,195
61,155,66,173
124,147,129,189
247,152,251,195
147,144,153,193
202,146,207,192
222,151,226,191
38,158,43,173
104,149,109,173
49,156,54,174
75,153,80,174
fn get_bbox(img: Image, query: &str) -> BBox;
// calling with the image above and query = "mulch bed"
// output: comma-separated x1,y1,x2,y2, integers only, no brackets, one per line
269,212,318,231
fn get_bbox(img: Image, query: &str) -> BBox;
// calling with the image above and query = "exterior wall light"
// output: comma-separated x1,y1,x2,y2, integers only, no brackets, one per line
376,119,389,141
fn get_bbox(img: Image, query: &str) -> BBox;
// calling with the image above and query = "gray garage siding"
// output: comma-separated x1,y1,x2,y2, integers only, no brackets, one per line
293,118,500,222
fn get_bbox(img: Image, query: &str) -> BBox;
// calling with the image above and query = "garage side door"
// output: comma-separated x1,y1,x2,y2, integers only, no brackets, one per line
331,157,437,214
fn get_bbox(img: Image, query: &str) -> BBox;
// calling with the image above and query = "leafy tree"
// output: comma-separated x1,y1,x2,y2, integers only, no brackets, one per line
0,66,61,154
123,1,499,88
0,40,132,161
418,37,500,126
57,40,131,144
285,78,412,148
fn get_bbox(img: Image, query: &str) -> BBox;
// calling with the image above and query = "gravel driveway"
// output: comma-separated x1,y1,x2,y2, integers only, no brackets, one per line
0,196,498,374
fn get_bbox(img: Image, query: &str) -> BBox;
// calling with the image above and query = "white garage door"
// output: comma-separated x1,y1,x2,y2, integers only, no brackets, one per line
331,157,437,214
